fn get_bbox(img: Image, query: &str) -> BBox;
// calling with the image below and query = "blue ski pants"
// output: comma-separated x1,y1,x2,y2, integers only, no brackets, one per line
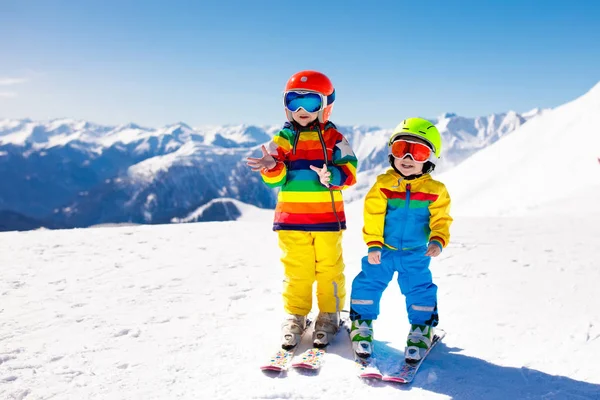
350,246,439,326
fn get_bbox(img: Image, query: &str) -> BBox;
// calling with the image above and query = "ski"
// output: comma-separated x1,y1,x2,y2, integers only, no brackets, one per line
291,347,326,370
291,316,347,371
382,329,446,383
260,348,298,372
343,319,382,379
260,319,313,372
353,354,383,379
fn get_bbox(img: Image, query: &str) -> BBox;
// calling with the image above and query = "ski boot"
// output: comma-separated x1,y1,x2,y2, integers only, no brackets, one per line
404,324,434,363
350,319,373,358
312,312,340,348
280,314,307,350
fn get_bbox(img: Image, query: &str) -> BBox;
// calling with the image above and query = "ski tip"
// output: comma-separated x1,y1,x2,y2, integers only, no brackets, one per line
260,365,285,372
382,376,409,383
433,329,447,341
359,373,383,380
291,363,320,370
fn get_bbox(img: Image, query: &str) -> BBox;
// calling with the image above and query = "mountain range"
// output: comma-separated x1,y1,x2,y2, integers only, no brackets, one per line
0,106,552,231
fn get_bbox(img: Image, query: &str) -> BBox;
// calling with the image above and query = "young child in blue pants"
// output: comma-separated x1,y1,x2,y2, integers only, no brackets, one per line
349,117,452,363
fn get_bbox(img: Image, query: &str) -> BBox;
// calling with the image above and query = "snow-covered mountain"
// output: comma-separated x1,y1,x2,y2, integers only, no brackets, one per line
171,197,272,223
439,81,600,217
0,122,278,229
340,109,546,175
0,104,551,230
335,109,547,202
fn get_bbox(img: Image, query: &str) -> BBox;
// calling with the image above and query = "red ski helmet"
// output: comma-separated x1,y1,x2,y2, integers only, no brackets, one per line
283,70,335,123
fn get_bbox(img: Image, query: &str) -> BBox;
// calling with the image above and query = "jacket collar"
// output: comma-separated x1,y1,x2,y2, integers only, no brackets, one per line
386,168,431,185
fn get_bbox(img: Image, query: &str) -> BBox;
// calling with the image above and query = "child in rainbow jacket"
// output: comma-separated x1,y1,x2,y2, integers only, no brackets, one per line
247,70,358,349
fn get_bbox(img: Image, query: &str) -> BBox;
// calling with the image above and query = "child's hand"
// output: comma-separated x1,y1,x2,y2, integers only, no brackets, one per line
247,145,276,171
368,250,381,264
425,243,441,257
309,164,331,187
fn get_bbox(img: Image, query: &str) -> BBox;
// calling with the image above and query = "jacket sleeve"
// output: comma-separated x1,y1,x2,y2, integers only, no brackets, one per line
428,185,452,251
259,128,293,188
362,177,388,252
328,132,358,190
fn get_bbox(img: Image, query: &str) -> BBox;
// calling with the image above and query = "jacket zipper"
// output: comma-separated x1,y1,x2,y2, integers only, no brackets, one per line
401,183,412,250
292,126,300,155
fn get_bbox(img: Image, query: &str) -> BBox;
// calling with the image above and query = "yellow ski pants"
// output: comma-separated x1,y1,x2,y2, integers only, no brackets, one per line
277,230,346,316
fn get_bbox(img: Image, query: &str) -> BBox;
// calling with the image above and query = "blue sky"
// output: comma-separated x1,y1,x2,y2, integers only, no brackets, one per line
1,0,599,128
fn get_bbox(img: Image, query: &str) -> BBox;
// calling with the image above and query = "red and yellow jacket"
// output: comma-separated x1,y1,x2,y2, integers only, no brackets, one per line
260,121,358,231
363,169,452,252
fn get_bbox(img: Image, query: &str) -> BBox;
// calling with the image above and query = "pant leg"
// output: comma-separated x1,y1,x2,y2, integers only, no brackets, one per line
397,247,439,326
313,231,345,313
278,230,316,316
349,248,396,321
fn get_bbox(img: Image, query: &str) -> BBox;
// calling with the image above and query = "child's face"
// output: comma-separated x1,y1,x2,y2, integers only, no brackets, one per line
394,155,424,176
392,135,430,176
292,109,319,126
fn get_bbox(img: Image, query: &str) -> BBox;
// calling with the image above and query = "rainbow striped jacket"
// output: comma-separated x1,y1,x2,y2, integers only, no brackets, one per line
363,169,452,252
260,121,358,231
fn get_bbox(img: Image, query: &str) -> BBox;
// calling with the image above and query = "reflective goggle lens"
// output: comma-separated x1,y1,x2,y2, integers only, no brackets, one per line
284,91,323,113
390,140,432,163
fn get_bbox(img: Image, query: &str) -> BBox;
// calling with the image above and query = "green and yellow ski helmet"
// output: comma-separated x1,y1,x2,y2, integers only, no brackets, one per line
388,118,442,159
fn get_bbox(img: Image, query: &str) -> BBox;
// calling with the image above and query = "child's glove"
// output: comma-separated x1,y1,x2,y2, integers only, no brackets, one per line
246,145,276,171
367,250,381,265
425,243,442,257
309,163,331,187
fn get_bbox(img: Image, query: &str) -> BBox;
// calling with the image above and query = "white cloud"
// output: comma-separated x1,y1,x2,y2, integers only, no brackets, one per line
0,76,29,99
0,77,29,86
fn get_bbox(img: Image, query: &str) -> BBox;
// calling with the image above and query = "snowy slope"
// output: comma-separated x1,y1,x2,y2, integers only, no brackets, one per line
439,82,600,217
339,109,545,175
1,211,599,399
171,197,272,223
2,88,600,396
340,110,545,203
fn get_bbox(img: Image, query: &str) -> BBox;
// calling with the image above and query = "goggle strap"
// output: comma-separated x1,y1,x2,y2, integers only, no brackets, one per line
326,90,335,106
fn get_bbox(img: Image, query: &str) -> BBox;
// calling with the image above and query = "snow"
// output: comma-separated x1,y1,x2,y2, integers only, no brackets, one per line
0,119,28,131
2,82,599,399
127,142,200,183
96,125,155,147
0,126,32,145
1,212,599,399
172,198,272,223
200,124,278,147
439,80,600,217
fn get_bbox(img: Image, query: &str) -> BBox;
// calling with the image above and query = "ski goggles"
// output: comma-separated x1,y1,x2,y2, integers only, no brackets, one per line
284,91,324,113
390,139,433,163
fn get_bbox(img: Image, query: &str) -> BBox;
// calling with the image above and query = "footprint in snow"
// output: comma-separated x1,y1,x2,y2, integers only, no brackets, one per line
113,328,141,338
0,355,17,365
229,293,247,301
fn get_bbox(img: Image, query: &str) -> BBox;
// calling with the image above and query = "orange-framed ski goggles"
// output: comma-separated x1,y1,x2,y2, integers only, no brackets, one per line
390,139,433,163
